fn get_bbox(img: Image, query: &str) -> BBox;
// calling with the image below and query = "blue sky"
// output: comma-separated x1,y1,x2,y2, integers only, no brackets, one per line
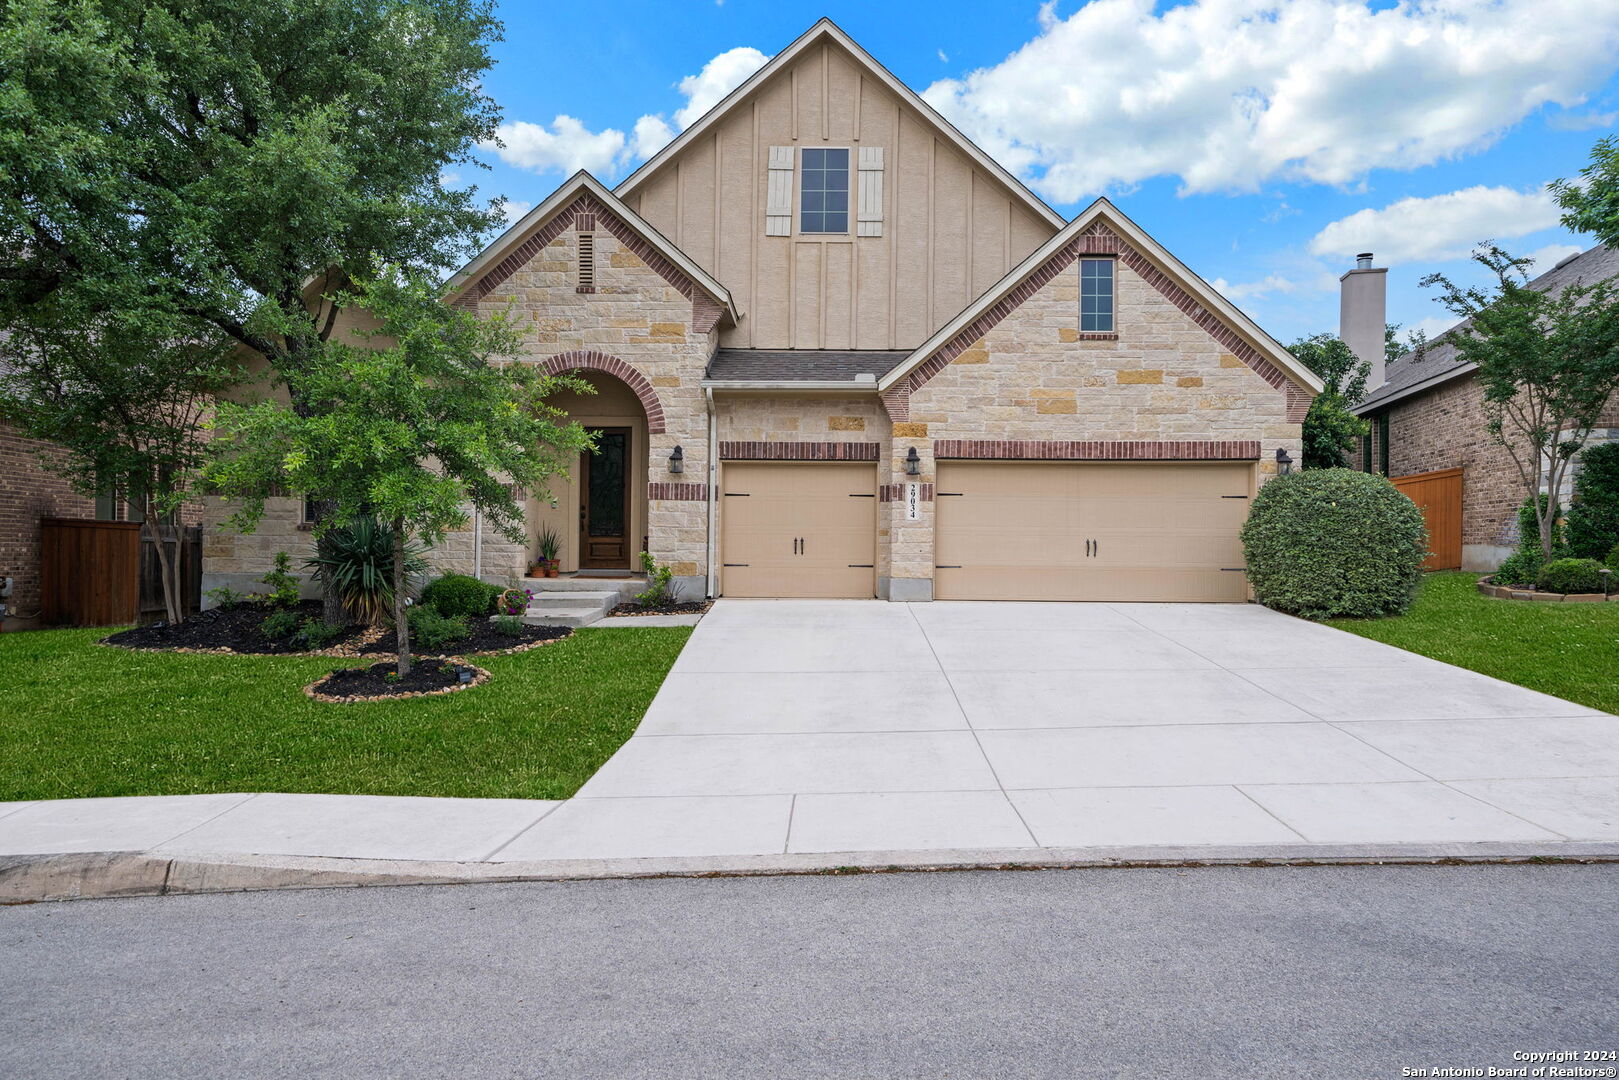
463,0,1619,347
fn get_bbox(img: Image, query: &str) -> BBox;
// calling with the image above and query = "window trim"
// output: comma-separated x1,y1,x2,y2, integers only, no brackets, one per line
1079,257,1116,334
798,145,853,236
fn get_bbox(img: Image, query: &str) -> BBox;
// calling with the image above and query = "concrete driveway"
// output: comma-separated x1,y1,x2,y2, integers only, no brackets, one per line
503,598,1619,860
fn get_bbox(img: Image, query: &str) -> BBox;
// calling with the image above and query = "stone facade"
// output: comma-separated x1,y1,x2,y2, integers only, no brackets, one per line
885,254,1303,598
1369,371,1619,570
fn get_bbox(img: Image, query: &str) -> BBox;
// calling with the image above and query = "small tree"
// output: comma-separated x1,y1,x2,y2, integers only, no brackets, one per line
1421,245,1619,560
0,296,239,623
1288,333,1370,469
1550,134,1619,246
205,271,592,675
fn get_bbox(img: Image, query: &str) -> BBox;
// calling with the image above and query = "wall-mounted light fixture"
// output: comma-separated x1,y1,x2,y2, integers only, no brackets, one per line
668,445,684,474
1275,447,1293,476
905,446,921,476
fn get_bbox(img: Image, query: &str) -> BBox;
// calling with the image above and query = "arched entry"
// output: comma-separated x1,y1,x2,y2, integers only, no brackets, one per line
532,366,654,573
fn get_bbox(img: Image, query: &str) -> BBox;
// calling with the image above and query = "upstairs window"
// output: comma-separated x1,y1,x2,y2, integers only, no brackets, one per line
1080,259,1115,332
800,148,849,234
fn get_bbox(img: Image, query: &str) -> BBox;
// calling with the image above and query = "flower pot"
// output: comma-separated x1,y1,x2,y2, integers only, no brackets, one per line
546,566,559,578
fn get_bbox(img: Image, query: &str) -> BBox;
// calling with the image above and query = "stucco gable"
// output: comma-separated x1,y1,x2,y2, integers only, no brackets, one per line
446,171,735,334
880,201,1323,422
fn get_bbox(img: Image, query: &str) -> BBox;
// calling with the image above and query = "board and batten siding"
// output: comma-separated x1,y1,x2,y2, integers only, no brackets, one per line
622,41,1057,351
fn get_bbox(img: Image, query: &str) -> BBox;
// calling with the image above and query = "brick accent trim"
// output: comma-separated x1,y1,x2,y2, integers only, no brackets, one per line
879,482,934,501
719,441,882,461
880,384,911,422
890,220,1310,424
451,192,726,333
933,439,1261,461
648,482,708,501
539,350,667,434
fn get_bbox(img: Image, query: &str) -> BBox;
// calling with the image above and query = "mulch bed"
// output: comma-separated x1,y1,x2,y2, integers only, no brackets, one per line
360,621,572,657
305,660,491,704
102,601,574,656
607,600,713,617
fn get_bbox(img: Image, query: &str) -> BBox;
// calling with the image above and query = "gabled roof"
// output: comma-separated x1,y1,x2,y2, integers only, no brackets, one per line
878,198,1325,396
446,171,737,323
1354,243,1619,414
613,18,1066,233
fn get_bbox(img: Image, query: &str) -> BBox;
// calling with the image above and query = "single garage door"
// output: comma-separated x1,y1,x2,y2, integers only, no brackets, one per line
934,461,1253,602
720,462,877,598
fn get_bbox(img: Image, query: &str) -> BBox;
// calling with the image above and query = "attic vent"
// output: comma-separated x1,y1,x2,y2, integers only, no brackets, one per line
577,230,596,293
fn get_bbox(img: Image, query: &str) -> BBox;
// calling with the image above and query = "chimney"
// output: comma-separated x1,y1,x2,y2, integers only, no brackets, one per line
1339,252,1387,393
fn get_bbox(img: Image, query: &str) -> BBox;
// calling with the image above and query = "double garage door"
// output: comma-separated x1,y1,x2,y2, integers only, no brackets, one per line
718,460,1253,602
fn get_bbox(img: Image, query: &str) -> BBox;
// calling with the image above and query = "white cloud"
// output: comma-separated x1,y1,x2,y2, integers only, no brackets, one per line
937,49,949,63
1548,109,1618,132
486,46,769,178
921,0,1619,203
1524,242,1585,272
672,46,769,129
1212,274,1304,301
483,115,627,176
1404,315,1458,344
500,199,532,224
1310,185,1564,265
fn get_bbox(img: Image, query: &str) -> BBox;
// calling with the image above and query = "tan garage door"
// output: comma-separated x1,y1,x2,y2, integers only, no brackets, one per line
720,462,877,598
934,462,1254,602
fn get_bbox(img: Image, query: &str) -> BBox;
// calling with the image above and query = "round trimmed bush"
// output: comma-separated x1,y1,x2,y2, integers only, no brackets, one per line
1491,550,1544,587
1534,557,1607,595
418,573,497,619
1240,468,1427,620
1608,543,1619,571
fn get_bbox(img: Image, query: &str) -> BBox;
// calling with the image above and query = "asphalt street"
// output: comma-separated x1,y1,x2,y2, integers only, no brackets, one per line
2,864,1615,1079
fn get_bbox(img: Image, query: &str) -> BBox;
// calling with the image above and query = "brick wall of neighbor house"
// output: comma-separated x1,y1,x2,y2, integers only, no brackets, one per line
889,252,1304,599
1378,373,1522,569
0,421,97,628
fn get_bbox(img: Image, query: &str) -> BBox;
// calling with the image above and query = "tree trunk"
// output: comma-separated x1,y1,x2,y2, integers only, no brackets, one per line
143,496,182,625
313,497,345,624
393,515,410,677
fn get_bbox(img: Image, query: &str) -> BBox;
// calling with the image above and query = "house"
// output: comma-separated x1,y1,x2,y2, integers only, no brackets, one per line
203,18,1320,605
1350,244,1619,571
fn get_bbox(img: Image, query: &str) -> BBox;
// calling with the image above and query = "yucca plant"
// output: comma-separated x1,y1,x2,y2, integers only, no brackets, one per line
303,516,428,625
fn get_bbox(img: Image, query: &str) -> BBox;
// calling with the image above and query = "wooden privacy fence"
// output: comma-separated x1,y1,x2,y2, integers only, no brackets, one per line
41,518,202,626
1390,468,1463,571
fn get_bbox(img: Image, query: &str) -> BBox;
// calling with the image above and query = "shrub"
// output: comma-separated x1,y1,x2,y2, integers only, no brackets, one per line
634,550,676,607
407,605,469,651
296,618,346,649
491,614,525,637
1515,494,1564,558
260,608,303,640
1566,442,1619,559
1535,558,1607,595
420,573,497,619
1240,468,1428,620
259,551,301,608
304,516,428,625
1491,551,1544,587
1608,543,1619,571
205,586,250,609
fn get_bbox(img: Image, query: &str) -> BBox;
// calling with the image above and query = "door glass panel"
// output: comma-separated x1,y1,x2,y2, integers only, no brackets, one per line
588,431,626,537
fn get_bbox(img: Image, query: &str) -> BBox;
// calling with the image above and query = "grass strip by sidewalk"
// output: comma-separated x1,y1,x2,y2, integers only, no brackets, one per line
0,625,690,802
1328,571,1619,715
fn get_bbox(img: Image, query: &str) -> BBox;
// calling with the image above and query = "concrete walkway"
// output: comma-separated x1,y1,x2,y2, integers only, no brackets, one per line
3,599,1617,882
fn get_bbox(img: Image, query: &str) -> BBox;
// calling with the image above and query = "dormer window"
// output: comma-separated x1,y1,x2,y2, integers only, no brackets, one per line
800,148,849,234
1080,258,1115,333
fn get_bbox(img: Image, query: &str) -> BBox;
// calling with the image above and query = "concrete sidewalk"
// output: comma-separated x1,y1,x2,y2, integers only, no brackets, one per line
3,599,1618,897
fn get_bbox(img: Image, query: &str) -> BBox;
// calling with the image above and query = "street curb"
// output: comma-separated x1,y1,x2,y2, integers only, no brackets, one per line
6,841,1619,904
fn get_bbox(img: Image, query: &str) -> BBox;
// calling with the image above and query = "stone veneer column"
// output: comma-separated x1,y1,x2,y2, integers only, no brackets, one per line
885,421,935,601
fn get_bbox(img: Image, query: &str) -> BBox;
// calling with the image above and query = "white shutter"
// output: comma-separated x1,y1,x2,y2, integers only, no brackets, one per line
765,146,793,236
856,146,884,237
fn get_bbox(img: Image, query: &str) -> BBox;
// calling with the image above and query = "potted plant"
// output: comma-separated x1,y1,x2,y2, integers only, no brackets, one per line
496,587,533,616
537,526,561,577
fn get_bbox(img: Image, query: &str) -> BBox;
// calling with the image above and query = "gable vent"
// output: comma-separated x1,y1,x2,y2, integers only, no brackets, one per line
577,230,596,293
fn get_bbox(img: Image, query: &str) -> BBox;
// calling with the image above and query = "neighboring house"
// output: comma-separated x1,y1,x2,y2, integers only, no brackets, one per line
1351,244,1619,571
204,18,1320,604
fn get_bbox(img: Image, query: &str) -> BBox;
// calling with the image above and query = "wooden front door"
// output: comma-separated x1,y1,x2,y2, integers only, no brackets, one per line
580,427,631,569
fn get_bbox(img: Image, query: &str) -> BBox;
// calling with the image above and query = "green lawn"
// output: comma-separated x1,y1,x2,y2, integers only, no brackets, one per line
1328,571,1619,714
0,626,690,802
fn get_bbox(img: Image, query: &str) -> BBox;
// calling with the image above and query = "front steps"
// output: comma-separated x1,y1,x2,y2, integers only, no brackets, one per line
518,575,645,628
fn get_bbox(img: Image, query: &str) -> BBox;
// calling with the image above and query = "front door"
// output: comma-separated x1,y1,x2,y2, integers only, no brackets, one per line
580,427,631,569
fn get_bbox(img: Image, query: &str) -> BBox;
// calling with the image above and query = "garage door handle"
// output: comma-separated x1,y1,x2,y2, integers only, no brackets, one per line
723,563,749,567
935,565,962,569
848,564,874,568
848,493,875,498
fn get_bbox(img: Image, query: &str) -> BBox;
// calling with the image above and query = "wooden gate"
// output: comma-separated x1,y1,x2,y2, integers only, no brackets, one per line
41,518,140,626
1390,468,1462,571
41,519,202,626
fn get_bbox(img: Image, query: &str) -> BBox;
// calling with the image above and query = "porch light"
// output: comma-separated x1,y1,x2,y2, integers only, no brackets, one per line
905,447,921,476
669,445,684,474
1275,447,1293,476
